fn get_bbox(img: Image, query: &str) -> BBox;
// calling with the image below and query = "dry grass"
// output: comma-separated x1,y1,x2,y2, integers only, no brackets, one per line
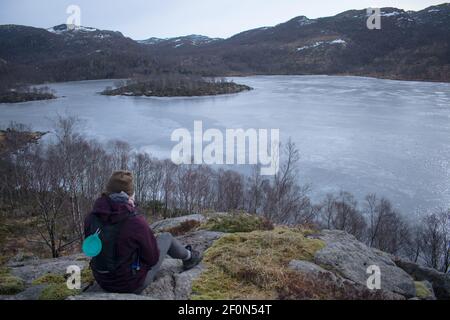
0,215,47,263
165,220,202,236
191,227,324,300
0,213,81,263
201,213,274,234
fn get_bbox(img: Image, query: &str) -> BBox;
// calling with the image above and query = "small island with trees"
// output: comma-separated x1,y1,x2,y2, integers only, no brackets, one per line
0,85,57,104
101,74,252,97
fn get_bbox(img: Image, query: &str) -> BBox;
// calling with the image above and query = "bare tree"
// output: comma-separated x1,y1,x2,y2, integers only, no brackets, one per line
442,210,450,273
108,140,131,170
4,119,448,266
420,210,449,272
26,145,75,257
147,157,165,215
365,195,396,248
320,193,337,229
404,224,423,263
51,116,88,241
161,159,178,217
175,164,198,214
245,165,267,214
131,152,152,204
262,140,315,225
216,169,245,212
318,191,366,240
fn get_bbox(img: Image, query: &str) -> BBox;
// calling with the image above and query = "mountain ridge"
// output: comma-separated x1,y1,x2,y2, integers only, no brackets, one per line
0,3,449,85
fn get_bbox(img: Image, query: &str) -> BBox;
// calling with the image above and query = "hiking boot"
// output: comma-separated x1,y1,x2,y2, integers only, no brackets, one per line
183,245,202,271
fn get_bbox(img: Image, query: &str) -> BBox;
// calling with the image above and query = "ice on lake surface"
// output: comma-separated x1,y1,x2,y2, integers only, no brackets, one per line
1,75,450,216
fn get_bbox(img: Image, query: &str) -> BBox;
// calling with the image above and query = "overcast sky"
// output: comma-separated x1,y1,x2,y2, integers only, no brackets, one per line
0,0,445,39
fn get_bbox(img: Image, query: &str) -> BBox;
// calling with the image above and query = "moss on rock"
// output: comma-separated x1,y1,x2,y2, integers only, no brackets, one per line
32,273,65,285
81,267,95,285
33,272,76,300
0,268,25,295
39,284,81,300
201,213,273,234
191,227,325,300
33,268,94,300
415,281,432,299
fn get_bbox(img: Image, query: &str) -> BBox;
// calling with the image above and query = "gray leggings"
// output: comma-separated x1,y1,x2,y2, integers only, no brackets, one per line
135,232,189,293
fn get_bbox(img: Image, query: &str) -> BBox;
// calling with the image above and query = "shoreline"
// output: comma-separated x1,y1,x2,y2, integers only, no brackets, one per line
3,74,448,103
226,72,450,84
0,96,57,104
20,74,450,87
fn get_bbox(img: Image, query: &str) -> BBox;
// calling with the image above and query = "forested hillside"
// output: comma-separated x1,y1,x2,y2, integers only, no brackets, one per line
1,4,449,87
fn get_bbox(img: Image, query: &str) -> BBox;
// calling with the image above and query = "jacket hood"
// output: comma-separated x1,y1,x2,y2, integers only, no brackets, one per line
92,195,135,223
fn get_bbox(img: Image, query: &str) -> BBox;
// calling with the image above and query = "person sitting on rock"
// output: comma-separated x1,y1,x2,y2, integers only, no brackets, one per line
84,170,202,294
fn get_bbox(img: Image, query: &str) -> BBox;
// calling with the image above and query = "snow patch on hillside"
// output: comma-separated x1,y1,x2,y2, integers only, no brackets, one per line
297,39,347,51
48,24,98,34
297,16,317,26
330,39,346,44
380,11,402,17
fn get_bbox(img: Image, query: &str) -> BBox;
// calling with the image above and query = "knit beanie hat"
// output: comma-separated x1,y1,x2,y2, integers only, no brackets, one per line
105,171,134,196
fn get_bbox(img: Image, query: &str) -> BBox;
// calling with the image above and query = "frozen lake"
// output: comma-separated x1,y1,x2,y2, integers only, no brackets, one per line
1,75,450,216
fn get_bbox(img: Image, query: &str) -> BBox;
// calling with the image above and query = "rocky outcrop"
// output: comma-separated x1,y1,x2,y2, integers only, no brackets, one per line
288,259,405,300
0,226,223,301
313,230,416,298
289,260,332,277
140,261,203,300
68,293,155,300
0,254,89,300
150,214,206,233
2,214,446,300
394,258,450,300
7,254,89,285
73,230,223,300
0,130,47,155
177,230,224,254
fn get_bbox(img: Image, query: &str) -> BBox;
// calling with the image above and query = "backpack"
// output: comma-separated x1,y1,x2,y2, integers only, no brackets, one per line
88,211,138,275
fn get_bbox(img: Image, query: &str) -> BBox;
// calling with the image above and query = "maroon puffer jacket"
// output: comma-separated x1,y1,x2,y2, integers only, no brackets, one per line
84,195,159,293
